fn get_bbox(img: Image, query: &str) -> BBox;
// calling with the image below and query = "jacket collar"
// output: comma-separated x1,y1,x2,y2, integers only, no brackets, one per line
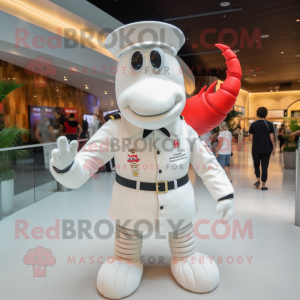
120,114,182,138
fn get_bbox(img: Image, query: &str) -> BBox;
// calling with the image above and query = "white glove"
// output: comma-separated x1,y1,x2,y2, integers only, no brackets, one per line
215,199,234,222
50,136,78,171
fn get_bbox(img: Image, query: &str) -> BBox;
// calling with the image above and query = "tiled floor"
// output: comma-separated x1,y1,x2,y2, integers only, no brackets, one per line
0,141,298,300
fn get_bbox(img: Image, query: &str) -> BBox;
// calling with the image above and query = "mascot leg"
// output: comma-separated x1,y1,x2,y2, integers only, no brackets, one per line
97,224,143,299
169,223,220,293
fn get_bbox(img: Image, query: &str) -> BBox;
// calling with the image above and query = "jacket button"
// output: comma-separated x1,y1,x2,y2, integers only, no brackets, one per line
157,151,160,154
160,206,163,210
159,170,162,173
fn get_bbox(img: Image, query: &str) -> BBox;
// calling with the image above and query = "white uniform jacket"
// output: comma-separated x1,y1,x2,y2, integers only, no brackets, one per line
51,115,234,233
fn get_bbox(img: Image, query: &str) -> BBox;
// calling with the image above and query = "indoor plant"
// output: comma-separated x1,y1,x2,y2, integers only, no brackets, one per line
283,119,300,169
0,79,24,127
0,126,29,216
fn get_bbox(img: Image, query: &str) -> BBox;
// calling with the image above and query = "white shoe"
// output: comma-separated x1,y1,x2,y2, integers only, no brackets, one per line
97,257,143,299
171,252,220,293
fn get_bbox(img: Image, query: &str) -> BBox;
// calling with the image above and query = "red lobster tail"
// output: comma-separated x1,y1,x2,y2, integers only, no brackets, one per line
181,43,242,136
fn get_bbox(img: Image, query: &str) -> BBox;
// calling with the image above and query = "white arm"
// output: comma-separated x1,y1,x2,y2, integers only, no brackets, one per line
186,123,234,222
50,120,115,189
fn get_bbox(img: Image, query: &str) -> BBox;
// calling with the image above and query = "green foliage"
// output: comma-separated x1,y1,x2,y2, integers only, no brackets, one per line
225,110,239,132
287,119,300,133
0,126,30,181
283,146,297,152
283,118,300,152
0,79,24,103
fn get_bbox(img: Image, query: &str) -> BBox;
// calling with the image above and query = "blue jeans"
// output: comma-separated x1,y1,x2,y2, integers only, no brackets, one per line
217,154,231,168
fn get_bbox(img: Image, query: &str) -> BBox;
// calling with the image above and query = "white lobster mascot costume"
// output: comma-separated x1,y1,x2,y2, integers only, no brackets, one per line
50,21,241,299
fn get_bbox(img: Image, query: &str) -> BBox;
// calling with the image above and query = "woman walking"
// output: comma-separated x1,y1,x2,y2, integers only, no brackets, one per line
215,122,233,182
249,107,275,190
278,124,286,153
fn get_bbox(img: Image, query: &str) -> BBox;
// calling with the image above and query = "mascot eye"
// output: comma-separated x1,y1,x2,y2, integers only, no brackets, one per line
131,51,143,71
150,48,164,71
43,67,47,71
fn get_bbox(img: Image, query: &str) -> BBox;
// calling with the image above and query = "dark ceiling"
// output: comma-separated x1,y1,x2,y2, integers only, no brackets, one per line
87,0,300,92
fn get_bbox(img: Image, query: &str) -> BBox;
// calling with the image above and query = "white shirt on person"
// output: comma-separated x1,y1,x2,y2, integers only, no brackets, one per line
218,130,232,155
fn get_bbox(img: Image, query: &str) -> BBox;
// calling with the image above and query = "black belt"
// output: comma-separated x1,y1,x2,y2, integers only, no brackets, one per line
116,173,189,194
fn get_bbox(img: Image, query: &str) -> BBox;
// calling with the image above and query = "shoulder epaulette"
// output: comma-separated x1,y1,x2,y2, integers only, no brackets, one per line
105,112,121,122
109,113,121,120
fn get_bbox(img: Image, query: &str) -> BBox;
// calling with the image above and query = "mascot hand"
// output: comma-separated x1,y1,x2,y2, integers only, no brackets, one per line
50,136,78,170
215,200,234,222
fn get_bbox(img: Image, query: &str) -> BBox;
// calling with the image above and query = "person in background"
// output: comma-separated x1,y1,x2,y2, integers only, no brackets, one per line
278,124,286,153
64,113,82,142
215,122,232,182
274,124,278,148
249,107,275,191
35,108,51,143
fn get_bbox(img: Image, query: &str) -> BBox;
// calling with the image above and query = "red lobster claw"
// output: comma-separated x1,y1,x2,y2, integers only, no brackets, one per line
181,43,242,136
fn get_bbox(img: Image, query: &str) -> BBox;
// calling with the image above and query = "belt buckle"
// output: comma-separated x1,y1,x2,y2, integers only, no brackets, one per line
156,181,168,194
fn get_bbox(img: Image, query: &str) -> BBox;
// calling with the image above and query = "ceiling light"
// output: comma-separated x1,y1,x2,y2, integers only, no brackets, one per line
296,19,300,22
295,55,300,57
34,95,37,97
270,90,273,92
234,50,240,53
56,89,59,91
276,90,278,92
244,78,249,80
64,78,68,81
281,52,284,54
64,76,66,78
254,75,256,76
223,15,226,17
85,86,89,89
261,35,269,38
220,2,230,6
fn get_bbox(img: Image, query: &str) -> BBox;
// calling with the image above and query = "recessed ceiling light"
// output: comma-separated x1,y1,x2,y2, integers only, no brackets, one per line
254,74,256,76
34,95,37,97
223,15,226,17
270,90,273,92
296,19,300,22
64,78,68,81
261,35,269,38
295,55,300,57
220,2,230,6
64,76,66,78
281,52,284,54
276,90,278,92
85,86,89,89
56,89,59,91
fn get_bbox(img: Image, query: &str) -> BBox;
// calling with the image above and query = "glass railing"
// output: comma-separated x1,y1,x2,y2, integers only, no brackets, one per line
0,139,88,220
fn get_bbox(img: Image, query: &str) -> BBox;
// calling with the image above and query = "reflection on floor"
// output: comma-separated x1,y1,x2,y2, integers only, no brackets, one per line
0,141,298,300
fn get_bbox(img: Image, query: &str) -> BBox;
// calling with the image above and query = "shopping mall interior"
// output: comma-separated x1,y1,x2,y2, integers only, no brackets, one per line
0,0,300,299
